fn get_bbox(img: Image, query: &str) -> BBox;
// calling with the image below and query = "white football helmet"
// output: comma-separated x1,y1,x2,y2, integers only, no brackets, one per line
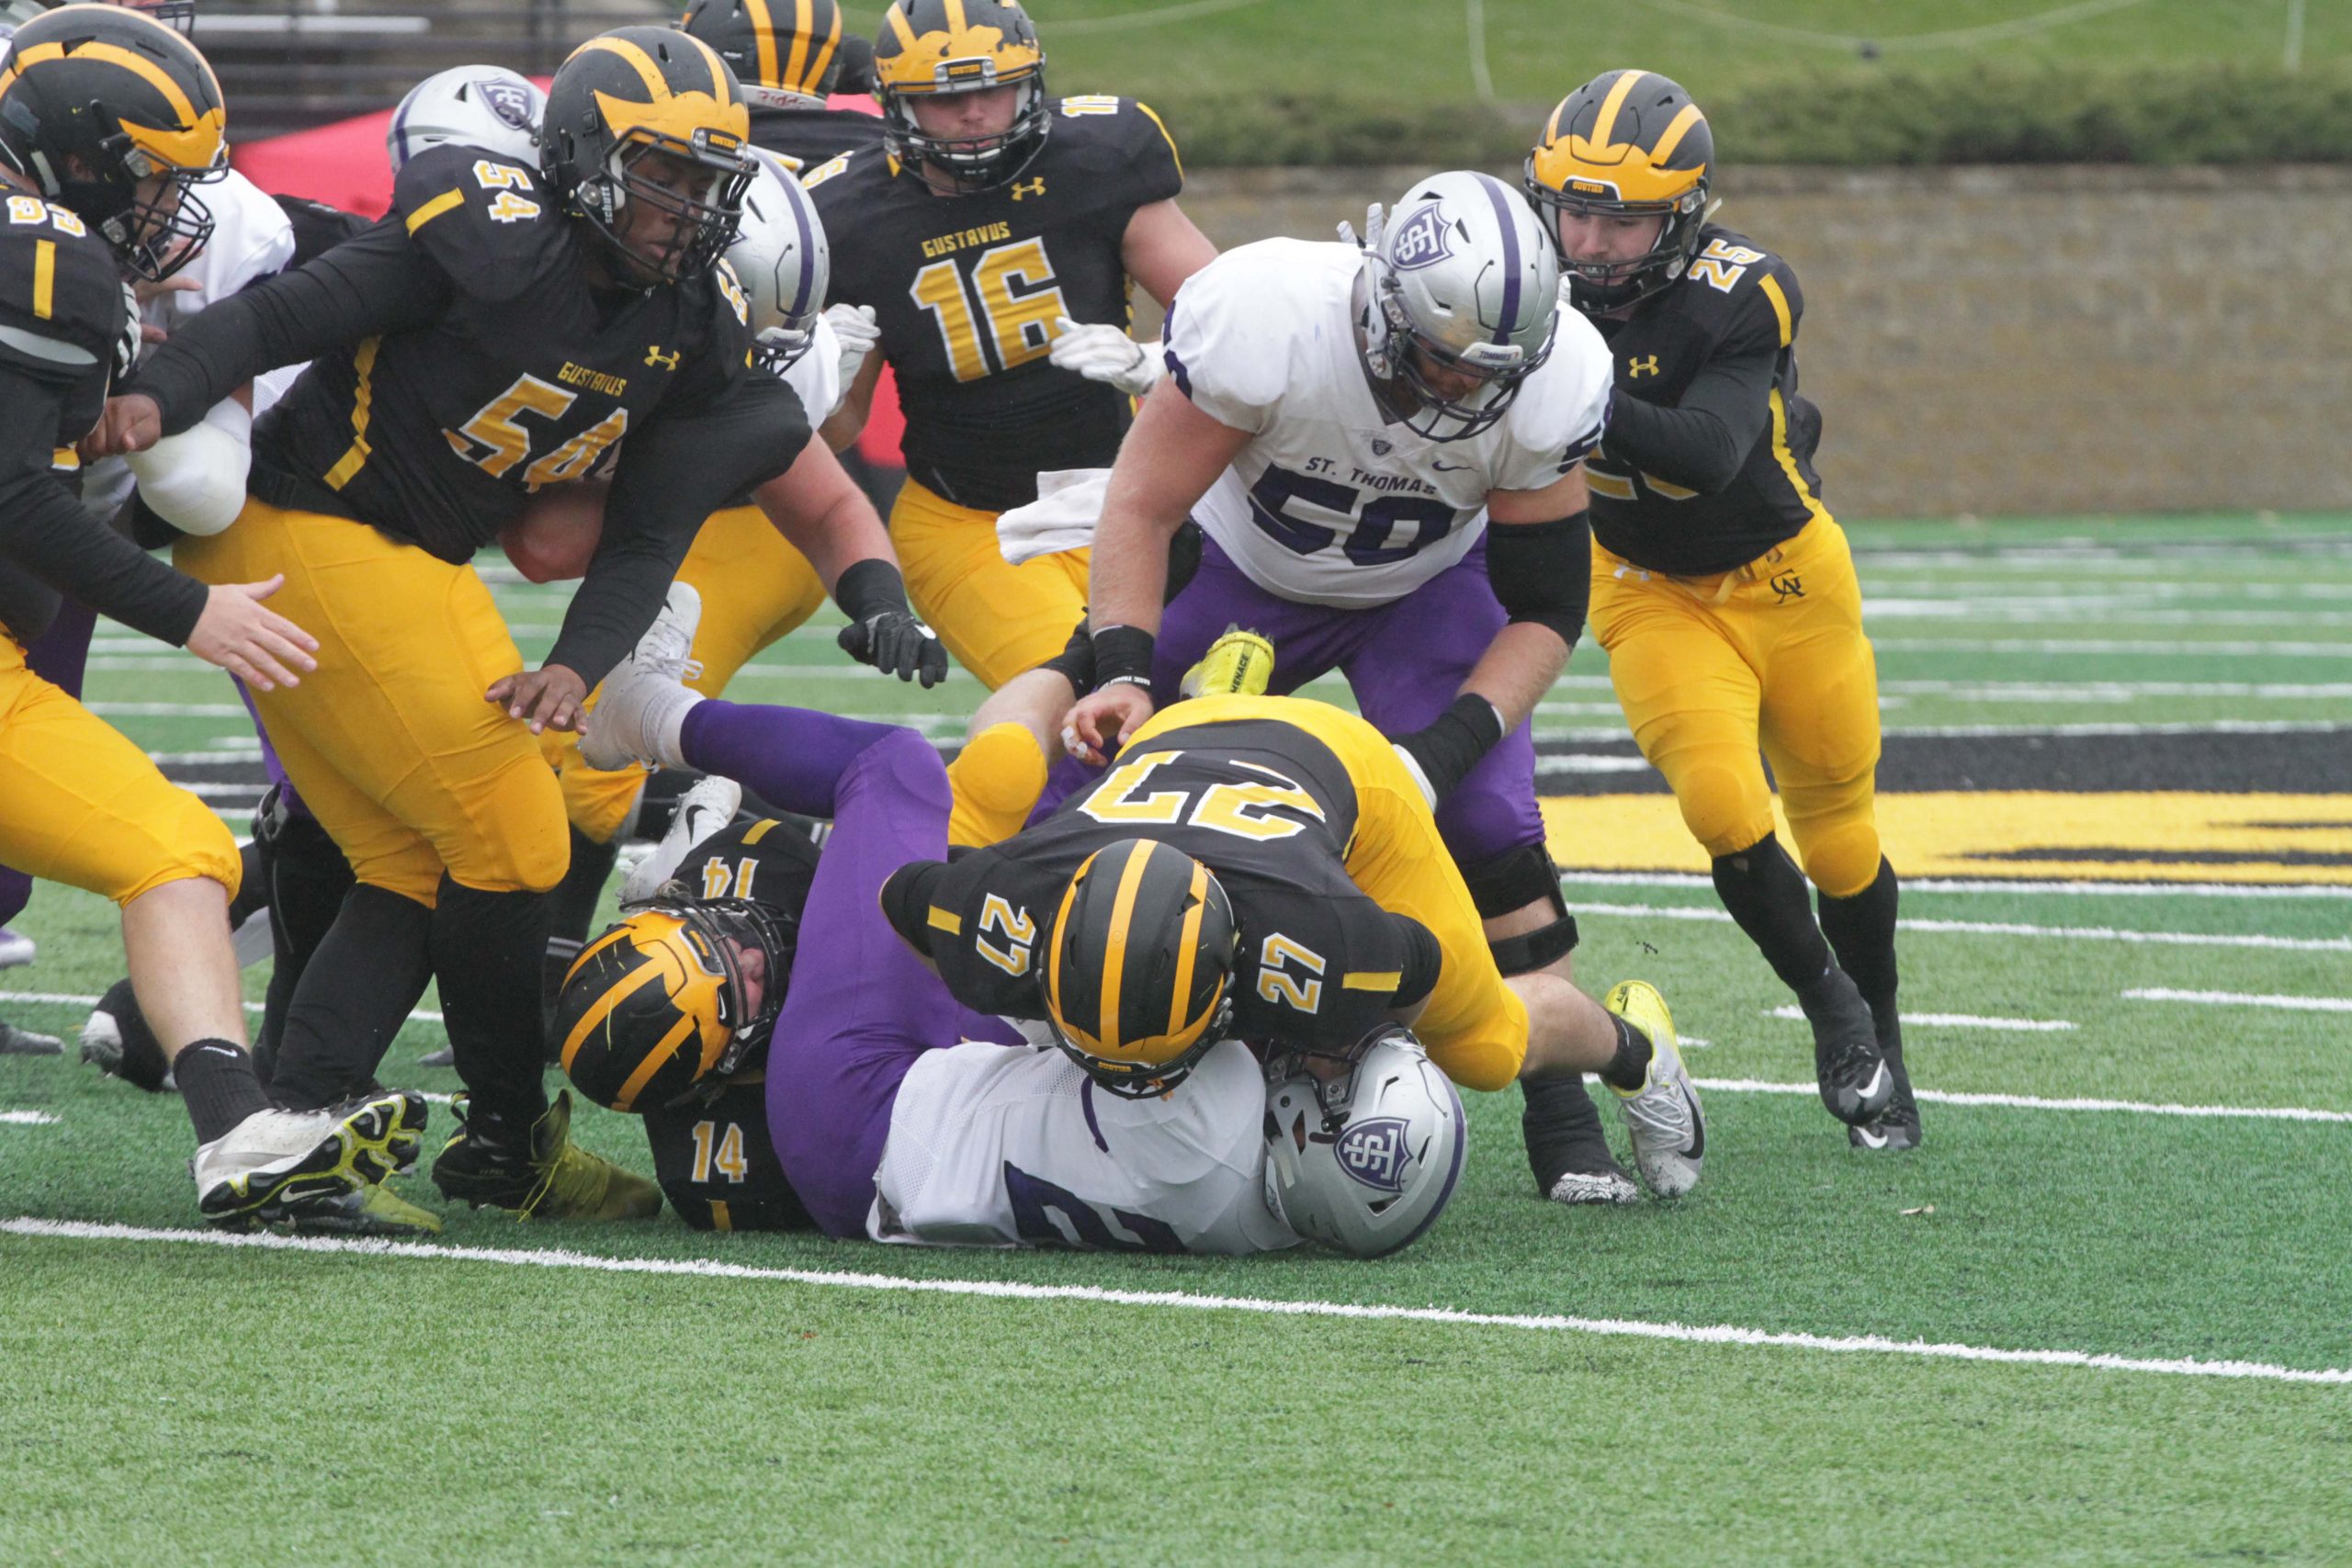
729,148,830,376
1262,1029,1466,1258
386,65,545,175
1345,169,1562,443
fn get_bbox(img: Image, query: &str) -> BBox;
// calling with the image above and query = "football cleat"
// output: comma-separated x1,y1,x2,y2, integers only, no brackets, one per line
416,1043,456,1068
1799,968,1895,1127
432,1090,662,1221
1849,1026,1921,1152
191,1091,427,1229
619,773,743,905
0,928,34,967
1180,626,1275,700
0,1017,62,1055
579,582,703,773
1601,980,1704,1199
1521,1075,1638,1205
81,978,175,1089
291,1179,445,1238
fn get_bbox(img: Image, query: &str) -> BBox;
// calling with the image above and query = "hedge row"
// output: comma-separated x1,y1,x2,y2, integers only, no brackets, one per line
1143,63,2352,168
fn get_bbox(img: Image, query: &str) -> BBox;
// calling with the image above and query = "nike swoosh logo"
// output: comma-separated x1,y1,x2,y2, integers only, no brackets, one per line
1430,460,1472,471
1679,1087,1704,1161
1856,1062,1891,1105
1853,1125,1890,1149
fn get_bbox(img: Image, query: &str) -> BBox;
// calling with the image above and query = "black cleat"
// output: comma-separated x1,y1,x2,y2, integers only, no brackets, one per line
433,1091,661,1220
0,1017,62,1055
1849,1021,1921,1151
1799,968,1894,1127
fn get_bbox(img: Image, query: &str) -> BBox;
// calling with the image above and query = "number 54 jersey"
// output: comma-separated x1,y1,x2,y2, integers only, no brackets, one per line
1165,237,1613,608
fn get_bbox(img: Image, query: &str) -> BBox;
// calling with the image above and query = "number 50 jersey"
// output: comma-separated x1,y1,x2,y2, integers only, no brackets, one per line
1165,237,1613,609
805,96,1183,513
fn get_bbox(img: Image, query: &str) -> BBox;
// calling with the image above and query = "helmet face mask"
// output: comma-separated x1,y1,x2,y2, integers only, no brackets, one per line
872,0,1050,196
588,134,753,286
1524,70,1714,314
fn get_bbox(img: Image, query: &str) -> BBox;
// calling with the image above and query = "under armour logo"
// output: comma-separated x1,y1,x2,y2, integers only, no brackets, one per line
1627,355,1660,378
1009,176,1046,200
644,345,680,370
1770,570,1804,603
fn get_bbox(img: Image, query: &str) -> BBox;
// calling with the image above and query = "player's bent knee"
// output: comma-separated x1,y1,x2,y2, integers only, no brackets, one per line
1794,817,1882,900
947,721,1048,849
113,809,243,908
1674,761,1775,859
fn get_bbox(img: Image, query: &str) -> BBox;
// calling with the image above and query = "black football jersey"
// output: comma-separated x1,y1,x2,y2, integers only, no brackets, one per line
251,143,767,564
641,1079,810,1232
901,718,1427,1055
805,96,1184,512
1586,225,1826,575
674,813,822,918
748,104,885,175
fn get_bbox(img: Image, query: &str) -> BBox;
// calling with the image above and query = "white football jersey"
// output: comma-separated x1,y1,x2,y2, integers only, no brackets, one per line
87,170,298,519
870,1038,1300,1256
779,313,842,429
1165,237,1612,609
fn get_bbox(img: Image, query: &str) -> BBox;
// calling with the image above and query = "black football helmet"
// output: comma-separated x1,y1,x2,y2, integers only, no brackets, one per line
1042,838,1238,1100
871,0,1047,195
1524,69,1713,312
0,5,226,280
540,25,753,287
678,0,847,110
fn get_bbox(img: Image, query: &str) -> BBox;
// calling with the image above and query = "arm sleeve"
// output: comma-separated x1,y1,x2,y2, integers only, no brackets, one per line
0,367,206,645
1600,343,1778,495
130,218,451,435
546,372,811,684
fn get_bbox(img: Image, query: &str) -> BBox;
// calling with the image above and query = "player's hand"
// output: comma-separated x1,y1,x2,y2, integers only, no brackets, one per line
132,276,201,343
823,302,879,402
1063,681,1154,766
488,663,588,733
838,606,948,688
186,575,319,693
90,392,164,457
1049,318,1160,397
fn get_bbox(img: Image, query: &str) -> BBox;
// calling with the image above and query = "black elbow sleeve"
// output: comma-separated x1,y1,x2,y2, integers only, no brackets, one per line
1486,511,1591,647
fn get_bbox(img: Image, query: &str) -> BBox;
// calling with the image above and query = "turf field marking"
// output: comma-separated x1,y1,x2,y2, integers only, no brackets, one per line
6,1218,2343,1386
0,1111,56,1125
1883,680,2352,702
1693,1077,2352,1124
0,989,445,1024
1569,899,2352,953
1872,637,2352,660
1764,1005,2075,1032
1561,870,2352,899
2122,987,2352,1013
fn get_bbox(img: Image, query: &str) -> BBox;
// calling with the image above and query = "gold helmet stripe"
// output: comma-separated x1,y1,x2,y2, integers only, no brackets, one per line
0,39,223,172
745,0,782,91
777,0,808,92
558,951,671,1074
1096,839,1156,1052
944,0,969,33
1164,858,1208,1040
683,28,732,99
805,0,843,96
1646,100,1706,168
612,1011,701,1112
1587,68,1647,152
576,35,672,99
885,3,921,52
1542,94,1569,148
571,920,640,975
591,86,750,148
1045,866,1084,1045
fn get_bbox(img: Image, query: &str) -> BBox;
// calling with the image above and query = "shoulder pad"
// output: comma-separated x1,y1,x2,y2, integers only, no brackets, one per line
1673,229,1798,347
0,211,123,378
392,142,561,296
1046,96,1184,198
1160,238,1338,429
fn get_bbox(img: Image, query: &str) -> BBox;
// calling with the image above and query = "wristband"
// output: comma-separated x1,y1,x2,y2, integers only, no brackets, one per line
833,558,910,624
1091,624,1156,688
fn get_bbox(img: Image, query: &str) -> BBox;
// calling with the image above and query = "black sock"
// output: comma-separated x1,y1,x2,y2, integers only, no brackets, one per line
175,1039,271,1143
1818,857,1900,1017
1598,1014,1653,1092
1520,1073,1617,1188
268,885,435,1111
432,878,552,1126
255,810,355,1076
1713,834,1834,991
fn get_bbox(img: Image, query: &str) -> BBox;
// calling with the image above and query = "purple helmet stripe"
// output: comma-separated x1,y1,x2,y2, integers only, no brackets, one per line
1473,170,1522,346
389,89,416,169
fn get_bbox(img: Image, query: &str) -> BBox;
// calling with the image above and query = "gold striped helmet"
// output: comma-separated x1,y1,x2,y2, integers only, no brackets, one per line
556,897,791,1112
871,0,1047,194
1044,839,1238,1099
679,0,846,111
1524,69,1713,311
0,5,226,279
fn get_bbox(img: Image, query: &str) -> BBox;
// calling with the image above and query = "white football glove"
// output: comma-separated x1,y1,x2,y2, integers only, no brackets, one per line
824,301,880,393
1336,202,1388,256
1048,317,1161,397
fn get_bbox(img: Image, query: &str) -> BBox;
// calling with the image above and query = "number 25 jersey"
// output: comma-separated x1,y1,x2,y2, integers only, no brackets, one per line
805,96,1182,513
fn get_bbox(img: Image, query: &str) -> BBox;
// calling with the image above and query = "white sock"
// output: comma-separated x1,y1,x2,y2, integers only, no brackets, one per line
644,685,702,771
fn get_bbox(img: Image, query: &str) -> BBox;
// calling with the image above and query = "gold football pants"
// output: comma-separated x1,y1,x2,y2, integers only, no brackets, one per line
890,478,1089,689
557,503,831,844
0,634,240,905
177,500,567,904
1589,515,1884,898
1126,694,1531,1092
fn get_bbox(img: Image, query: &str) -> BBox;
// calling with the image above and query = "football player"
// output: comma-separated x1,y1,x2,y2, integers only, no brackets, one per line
559,623,1465,1255
0,5,420,1224
92,27,812,1225
1057,171,1664,1205
804,0,1216,687
1527,71,1912,1147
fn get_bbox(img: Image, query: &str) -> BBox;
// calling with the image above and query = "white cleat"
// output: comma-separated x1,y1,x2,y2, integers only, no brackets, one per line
190,1090,426,1229
580,582,703,773
620,774,742,903
0,928,35,968
1602,980,1705,1199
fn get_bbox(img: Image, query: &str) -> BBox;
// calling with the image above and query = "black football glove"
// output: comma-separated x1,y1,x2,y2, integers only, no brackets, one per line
839,606,948,687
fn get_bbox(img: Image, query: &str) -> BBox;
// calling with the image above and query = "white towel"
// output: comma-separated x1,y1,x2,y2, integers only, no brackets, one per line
996,467,1113,565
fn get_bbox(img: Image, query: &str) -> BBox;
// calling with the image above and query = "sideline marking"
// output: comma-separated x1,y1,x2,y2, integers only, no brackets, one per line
1568,899,2352,953
1765,1006,2075,1032
2123,988,2352,1014
1691,1077,2352,1124
1561,871,2352,900
0,989,445,1024
4,1218,2344,1387
0,1111,56,1125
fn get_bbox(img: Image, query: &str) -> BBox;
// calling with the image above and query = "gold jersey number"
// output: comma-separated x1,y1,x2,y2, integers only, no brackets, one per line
909,236,1070,383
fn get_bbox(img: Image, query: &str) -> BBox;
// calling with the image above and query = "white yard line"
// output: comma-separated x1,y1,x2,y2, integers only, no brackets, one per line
1568,899,2352,953
0,1111,56,1125
0,988,444,1023
2122,988,2352,1014
1764,1005,2075,1032
2,1218,2342,1386
1560,870,2352,899
1693,1077,2352,1125
1871,637,2352,660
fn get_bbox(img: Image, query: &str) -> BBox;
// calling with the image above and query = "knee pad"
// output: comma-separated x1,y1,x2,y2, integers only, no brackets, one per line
1673,759,1775,860
1783,772,1881,899
1460,844,1579,976
947,721,1048,849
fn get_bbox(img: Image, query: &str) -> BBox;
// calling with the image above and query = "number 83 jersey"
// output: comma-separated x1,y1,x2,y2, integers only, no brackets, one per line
1165,237,1613,609
805,96,1183,513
